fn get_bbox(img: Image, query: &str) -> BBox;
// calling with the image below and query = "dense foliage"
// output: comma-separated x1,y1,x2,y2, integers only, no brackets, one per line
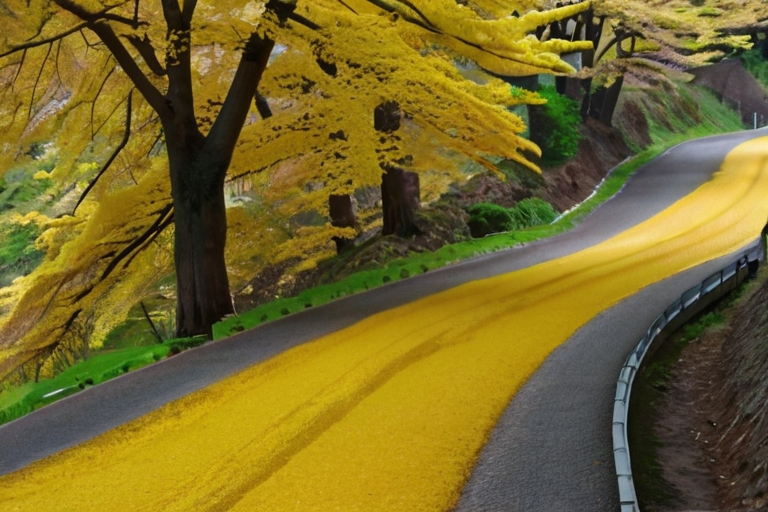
467,198,556,237
741,49,768,90
532,85,582,165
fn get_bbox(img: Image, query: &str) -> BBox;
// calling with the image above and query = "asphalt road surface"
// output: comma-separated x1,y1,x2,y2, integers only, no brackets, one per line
1,129,766,508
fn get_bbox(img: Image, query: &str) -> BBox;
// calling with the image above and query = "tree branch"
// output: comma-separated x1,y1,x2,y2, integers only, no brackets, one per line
0,22,87,59
255,92,273,119
10,49,26,91
74,90,133,214
119,211,173,271
90,65,116,138
203,32,275,175
336,0,358,15
140,301,165,343
87,20,168,119
160,0,184,32
125,34,167,76
182,0,198,27
361,0,440,33
101,203,174,280
28,43,53,120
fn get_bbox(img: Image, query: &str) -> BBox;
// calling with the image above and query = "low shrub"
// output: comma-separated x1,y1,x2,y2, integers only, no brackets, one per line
528,85,582,166
467,203,515,238
468,199,557,238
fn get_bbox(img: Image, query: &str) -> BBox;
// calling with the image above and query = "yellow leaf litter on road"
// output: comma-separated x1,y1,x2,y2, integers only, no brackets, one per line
2,136,768,511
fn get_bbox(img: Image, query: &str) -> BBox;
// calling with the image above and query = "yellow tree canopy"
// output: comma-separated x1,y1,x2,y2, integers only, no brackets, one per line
593,0,768,65
0,0,591,382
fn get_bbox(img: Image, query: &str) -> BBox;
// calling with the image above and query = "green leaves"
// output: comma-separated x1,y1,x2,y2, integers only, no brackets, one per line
467,198,556,238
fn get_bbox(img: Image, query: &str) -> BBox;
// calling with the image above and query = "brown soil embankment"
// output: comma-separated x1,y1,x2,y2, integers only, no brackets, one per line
649,273,768,512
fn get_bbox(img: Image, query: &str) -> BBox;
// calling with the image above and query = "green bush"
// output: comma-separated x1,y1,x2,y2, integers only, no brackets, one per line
529,85,582,166
0,222,44,286
467,203,515,237
468,199,557,238
512,198,557,227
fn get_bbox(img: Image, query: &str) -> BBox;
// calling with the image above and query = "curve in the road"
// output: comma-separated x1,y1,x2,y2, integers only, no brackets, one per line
1,131,767,511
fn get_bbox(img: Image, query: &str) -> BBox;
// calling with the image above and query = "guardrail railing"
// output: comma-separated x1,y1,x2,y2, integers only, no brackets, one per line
612,249,759,512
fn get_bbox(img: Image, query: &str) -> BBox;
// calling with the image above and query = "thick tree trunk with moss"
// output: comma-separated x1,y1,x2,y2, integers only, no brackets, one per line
375,101,421,237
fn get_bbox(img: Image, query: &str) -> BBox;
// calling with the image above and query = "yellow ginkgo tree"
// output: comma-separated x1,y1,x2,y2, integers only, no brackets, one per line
0,0,592,382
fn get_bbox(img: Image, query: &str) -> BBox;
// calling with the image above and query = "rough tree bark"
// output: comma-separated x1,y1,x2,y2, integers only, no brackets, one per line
164,30,275,337
374,101,421,237
84,1,278,337
329,194,358,253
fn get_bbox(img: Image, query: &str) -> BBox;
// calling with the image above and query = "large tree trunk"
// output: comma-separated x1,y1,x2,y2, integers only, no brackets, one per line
375,101,421,237
171,155,234,338
588,75,624,126
164,31,274,338
329,194,358,253
172,186,233,338
381,167,421,237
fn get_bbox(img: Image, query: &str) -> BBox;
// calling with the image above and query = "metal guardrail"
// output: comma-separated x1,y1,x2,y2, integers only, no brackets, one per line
612,252,757,512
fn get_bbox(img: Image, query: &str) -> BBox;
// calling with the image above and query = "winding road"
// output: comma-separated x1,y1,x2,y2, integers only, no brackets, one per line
1,129,767,511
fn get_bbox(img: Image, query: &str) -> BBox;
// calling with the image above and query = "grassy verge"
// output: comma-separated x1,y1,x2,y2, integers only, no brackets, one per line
0,337,204,426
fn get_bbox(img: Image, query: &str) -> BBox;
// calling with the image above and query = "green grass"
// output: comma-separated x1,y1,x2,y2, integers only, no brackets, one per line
0,337,204,426
0,222,44,287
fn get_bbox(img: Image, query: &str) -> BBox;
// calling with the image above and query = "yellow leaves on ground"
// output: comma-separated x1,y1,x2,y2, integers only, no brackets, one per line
2,138,767,510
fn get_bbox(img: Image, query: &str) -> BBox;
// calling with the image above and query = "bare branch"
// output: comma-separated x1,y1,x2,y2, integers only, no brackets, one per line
140,301,165,343
125,34,167,76
28,43,53,120
287,11,321,31
336,0,358,15
0,22,87,59
10,49,26,92
102,203,174,280
91,65,116,138
74,90,133,214
119,210,174,272
92,93,128,138
147,128,164,157
102,12,148,28
53,39,63,84
88,20,168,118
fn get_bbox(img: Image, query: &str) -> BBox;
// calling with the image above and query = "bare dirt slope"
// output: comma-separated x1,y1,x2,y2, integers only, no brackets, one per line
651,272,768,512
